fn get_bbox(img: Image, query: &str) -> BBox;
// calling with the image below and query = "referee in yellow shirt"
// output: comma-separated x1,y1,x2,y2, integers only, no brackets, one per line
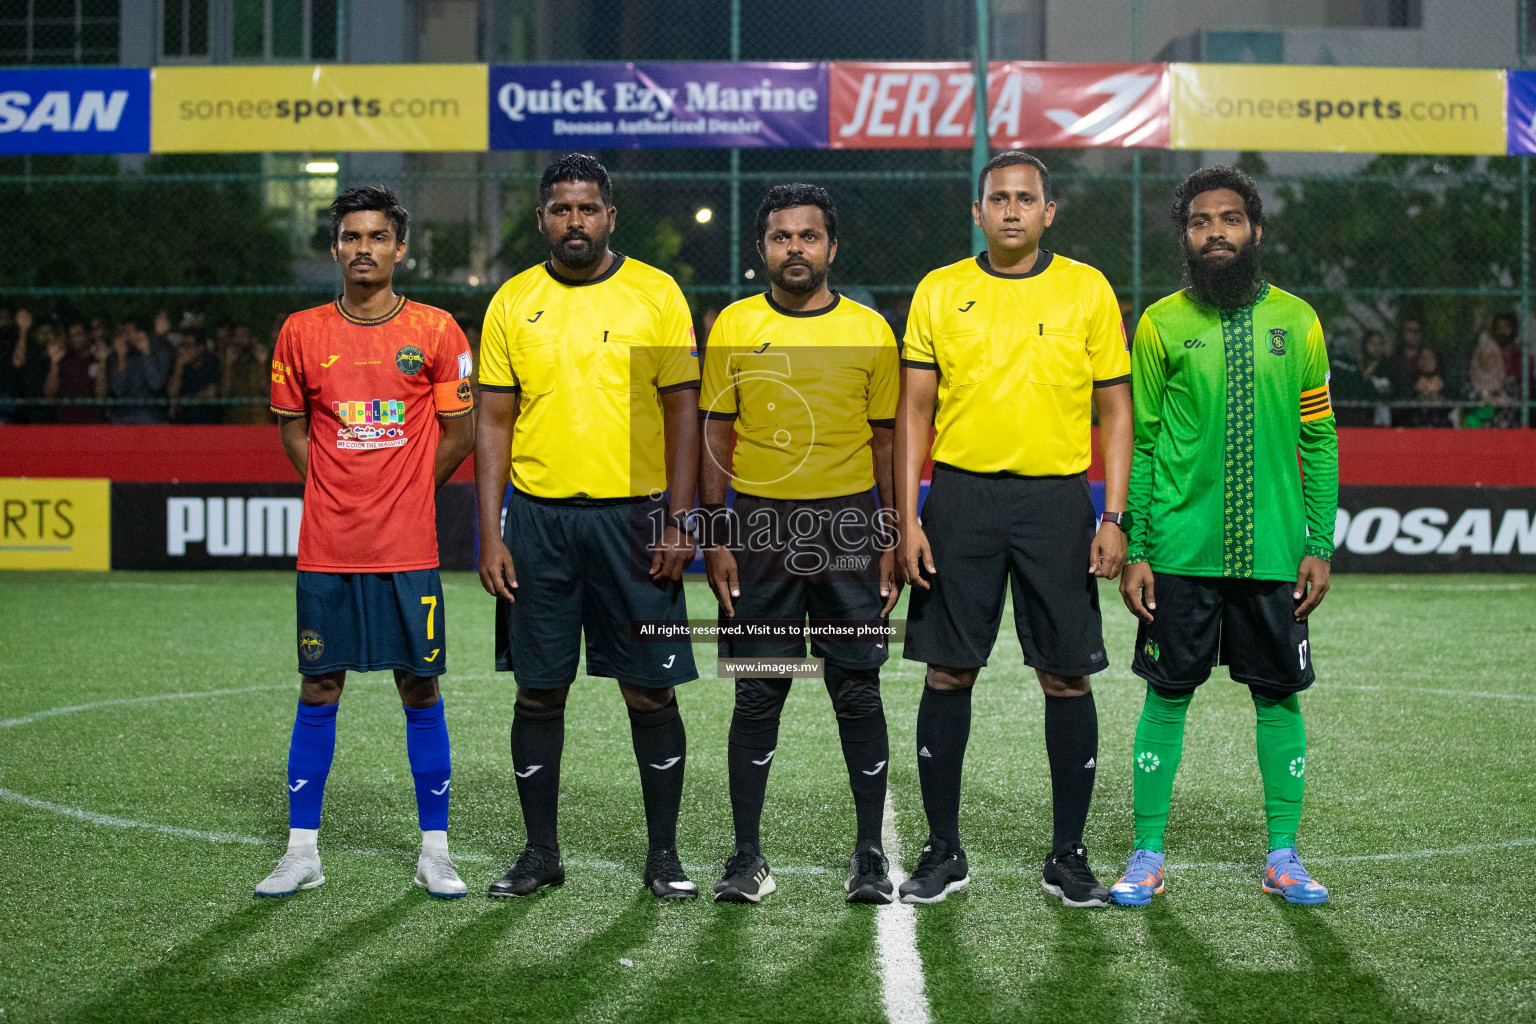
474,154,702,901
699,184,901,906
895,151,1133,907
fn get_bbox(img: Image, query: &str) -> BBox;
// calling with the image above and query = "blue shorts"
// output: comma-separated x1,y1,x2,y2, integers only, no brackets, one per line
295,569,447,677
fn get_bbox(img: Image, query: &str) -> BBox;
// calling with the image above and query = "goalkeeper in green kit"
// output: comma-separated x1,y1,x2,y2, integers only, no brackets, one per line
1111,167,1338,907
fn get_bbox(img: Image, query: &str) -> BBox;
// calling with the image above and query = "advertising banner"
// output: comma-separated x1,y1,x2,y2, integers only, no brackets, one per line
1170,63,1506,155
488,63,827,150
1507,70,1536,154
1332,486,1536,573
0,68,150,155
0,478,110,570
110,482,476,570
829,61,1168,149
150,65,487,153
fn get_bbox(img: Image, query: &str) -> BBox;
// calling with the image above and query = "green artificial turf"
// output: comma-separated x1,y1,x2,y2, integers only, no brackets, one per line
0,572,1532,1023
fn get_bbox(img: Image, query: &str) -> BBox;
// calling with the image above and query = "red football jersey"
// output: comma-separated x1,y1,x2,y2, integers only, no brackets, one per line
270,297,474,572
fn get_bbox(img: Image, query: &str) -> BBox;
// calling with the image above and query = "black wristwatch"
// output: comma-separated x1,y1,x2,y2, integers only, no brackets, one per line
668,511,697,536
1100,511,1126,530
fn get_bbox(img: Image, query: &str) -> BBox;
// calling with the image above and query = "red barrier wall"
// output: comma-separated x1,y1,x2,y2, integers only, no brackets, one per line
1,425,1531,486
0,426,477,483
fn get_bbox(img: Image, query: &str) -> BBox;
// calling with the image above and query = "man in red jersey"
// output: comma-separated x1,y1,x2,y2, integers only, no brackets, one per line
256,185,476,900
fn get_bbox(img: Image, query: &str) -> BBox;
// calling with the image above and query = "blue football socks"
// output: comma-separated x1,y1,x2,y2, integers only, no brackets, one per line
404,700,452,833
286,700,339,830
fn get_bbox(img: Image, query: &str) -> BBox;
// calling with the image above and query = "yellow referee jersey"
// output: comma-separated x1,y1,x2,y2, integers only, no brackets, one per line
479,254,700,499
903,250,1130,477
700,292,898,500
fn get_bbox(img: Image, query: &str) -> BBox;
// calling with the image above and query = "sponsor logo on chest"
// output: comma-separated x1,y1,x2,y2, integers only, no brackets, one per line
333,399,408,449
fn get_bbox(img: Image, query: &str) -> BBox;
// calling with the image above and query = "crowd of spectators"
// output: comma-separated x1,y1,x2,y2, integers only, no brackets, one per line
1330,313,1532,428
2,304,1532,428
0,309,280,425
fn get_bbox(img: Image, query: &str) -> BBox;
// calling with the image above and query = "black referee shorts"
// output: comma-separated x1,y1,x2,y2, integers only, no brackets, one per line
720,491,889,671
1130,572,1315,695
494,489,697,690
903,463,1108,677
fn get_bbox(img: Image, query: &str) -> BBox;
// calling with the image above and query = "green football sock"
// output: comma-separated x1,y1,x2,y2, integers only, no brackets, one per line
1253,692,1307,851
1132,684,1193,852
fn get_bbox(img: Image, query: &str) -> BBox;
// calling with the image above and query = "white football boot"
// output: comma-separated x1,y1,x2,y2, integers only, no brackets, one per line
255,847,325,897
415,850,468,899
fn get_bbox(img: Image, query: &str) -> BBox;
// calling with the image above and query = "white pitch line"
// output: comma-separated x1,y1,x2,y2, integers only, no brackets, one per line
1324,683,1536,703
0,787,270,847
7,780,1536,885
1342,582,1532,591
6,683,1536,904
875,790,931,1024
0,685,291,729
0,784,844,876
1166,836,1536,873
94,581,207,591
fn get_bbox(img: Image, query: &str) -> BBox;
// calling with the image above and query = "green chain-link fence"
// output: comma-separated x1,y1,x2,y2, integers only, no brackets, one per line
1,0,1531,426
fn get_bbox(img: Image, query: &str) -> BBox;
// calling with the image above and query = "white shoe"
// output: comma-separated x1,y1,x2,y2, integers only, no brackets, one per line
415,851,468,899
255,847,324,897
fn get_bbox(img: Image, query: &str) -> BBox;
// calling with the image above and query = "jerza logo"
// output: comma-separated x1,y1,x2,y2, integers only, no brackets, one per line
1043,71,1162,143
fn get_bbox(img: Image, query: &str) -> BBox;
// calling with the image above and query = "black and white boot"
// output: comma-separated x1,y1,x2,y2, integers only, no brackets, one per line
488,845,564,898
1041,843,1111,908
846,846,895,905
644,846,699,900
897,839,970,904
714,848,775,904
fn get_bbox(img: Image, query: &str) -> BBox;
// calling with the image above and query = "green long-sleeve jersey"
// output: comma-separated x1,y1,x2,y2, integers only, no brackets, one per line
1126,282,1339,581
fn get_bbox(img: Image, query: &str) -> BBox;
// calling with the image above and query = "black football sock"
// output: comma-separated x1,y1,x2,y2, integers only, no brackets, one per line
727,712,780,853
836,709,889,851
629,698,687,853
915,683,972,849
1043,691,1099,852
511,701,564,854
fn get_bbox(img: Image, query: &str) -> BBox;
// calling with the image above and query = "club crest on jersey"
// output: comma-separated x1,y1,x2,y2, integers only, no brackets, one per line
1267,328,1288,356
299,630,325,661
395,345,425,375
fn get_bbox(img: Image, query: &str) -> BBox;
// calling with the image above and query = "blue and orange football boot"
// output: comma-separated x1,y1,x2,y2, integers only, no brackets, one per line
1109,849,1165,907
1262,848,1329,904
